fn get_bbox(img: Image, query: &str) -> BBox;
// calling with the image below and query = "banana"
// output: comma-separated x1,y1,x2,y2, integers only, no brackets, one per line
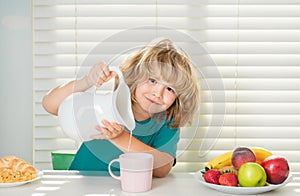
205,147,272,169
205,151,233,169
250,147,272,164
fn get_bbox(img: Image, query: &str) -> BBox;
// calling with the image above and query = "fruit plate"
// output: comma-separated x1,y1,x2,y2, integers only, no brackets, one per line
0,170,43,188
194,170,293,195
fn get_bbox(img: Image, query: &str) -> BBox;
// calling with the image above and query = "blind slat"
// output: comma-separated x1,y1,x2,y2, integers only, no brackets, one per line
34,0,300,6
34,139,77,150
34,78,300,91
34,18,300,30
34,5,300,18
180,126,300,139
34,54,300,67
34,66,300,79
34,114,300,127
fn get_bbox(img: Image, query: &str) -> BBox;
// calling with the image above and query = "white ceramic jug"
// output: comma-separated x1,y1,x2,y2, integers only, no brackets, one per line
58,67,135,142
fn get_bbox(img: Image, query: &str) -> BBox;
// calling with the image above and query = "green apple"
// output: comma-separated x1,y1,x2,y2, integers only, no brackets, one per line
238,162,267,187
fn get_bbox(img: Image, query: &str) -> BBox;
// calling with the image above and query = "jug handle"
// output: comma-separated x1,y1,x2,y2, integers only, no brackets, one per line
85,66,125,94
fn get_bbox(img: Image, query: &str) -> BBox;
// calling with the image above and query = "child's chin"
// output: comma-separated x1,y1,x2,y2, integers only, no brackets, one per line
148,106,167,115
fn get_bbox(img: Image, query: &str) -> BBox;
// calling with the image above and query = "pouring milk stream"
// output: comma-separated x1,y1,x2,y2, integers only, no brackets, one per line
58,67,135,143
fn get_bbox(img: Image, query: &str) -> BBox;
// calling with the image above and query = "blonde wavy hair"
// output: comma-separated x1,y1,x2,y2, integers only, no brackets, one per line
119,39,200,128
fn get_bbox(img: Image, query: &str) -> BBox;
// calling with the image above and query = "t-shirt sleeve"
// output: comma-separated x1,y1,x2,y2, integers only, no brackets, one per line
152,123,180,158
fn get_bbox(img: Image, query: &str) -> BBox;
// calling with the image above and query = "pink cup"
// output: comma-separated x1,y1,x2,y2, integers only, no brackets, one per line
108,152,154,193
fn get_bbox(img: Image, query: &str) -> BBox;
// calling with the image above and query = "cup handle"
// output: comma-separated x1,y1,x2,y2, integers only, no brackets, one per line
108,158,121,180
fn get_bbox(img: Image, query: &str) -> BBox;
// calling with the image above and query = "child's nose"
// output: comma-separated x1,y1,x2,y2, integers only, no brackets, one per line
152,83,165,97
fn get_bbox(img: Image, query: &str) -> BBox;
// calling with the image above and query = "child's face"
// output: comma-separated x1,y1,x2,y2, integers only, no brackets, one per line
134,77,177,115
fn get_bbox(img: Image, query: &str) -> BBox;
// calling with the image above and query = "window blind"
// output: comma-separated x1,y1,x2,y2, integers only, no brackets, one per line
33,0,300,172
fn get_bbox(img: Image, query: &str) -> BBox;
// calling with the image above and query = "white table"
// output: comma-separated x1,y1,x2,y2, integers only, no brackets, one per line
0,170,299,196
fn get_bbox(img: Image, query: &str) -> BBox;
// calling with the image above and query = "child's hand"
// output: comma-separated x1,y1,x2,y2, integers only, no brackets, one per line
85,61,116,87
90,119,125,140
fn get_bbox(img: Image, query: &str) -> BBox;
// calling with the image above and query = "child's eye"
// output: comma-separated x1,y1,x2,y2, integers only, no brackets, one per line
166,86,175,93
149,78,157,84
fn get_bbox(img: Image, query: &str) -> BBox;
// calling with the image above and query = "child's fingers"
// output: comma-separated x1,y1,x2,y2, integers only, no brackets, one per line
101,119,113,130
110,122,124,133
101,120,122,133
96,77,105,87
95,125,112,136
101,65,110,78
100,119,125,139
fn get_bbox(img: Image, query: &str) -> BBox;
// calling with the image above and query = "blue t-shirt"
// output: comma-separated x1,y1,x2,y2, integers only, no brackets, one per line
69,118,180,171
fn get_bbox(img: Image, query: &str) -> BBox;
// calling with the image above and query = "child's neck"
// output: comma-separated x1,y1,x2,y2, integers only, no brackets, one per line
132,103,151,121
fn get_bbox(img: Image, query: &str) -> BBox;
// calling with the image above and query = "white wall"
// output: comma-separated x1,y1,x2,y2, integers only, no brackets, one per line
0,1,33,163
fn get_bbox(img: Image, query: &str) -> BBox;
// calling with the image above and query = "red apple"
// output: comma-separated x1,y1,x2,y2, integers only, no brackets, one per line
231,146,256,169
261,155,290,184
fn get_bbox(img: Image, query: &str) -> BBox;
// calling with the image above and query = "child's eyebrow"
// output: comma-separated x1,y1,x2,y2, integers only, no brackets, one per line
149,76,177,93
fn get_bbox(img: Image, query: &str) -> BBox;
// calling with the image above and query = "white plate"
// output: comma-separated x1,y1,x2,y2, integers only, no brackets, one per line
194,170,293,195
0,170,43,188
